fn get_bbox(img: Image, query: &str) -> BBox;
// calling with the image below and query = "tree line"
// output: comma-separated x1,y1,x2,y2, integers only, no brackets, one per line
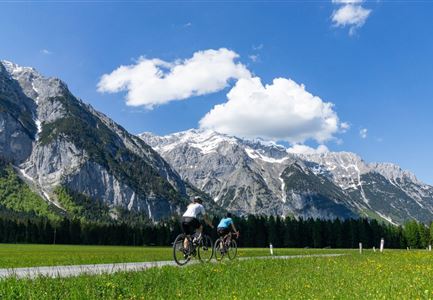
1,212,433,249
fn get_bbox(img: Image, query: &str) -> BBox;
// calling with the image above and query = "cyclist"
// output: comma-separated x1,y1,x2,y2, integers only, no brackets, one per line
181,196,213,252
217,212,239,245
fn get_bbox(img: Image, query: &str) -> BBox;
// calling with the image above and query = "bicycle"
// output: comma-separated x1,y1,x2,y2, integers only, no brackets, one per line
173,231,214,266
214,231,239,261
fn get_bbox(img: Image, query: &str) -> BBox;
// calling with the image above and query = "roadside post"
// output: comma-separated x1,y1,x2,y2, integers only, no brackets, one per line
380,238,385,253
359,242,363,254
270,243,274,256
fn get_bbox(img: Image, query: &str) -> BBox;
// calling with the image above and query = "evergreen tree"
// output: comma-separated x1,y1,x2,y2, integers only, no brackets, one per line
404,220,420,248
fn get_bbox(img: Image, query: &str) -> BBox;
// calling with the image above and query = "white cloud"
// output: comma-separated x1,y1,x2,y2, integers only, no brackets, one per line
199,76,342,144
249,54,259,62
360,128,368,139
97,48,251,108
332,5,371,27
40,49,52,55
340,122,350,132
287,144,329,155
332,1,371,35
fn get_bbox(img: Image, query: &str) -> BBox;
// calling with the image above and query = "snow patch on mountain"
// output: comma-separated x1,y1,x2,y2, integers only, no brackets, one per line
245,147,289,164
279,175,287,203
1,60,36,76
376,211,397,226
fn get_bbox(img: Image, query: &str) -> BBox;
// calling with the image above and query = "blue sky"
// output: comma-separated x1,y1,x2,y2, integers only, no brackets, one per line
1,1,433,184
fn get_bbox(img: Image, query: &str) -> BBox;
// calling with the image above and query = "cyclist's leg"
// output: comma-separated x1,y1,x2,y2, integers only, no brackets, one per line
183,236,189,251
194,223,203,241
181,218,192,250
227,231,232,243
224,229,231,247
217,228,225,249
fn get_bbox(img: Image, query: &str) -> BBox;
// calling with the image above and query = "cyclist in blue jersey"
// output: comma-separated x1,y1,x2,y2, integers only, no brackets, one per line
217,212,238,239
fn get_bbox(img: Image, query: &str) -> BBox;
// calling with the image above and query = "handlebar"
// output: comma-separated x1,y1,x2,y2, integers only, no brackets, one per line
231,231,240,239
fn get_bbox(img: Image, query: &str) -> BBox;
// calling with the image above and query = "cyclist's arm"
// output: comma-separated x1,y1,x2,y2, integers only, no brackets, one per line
231,223,238,233
199,205,213,228
204,214,214,228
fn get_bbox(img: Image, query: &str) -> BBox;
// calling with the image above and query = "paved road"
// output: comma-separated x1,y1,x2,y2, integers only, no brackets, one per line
0,254,343,279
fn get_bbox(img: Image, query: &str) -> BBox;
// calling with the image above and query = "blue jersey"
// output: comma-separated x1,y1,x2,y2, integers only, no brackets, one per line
217,217,233,229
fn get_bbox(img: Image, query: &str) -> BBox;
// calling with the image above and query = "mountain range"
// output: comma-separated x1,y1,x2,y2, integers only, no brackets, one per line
1,60,432,225
140,129,433,224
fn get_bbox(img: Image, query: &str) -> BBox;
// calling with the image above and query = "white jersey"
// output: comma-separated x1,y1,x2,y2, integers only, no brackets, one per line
182,203,205,219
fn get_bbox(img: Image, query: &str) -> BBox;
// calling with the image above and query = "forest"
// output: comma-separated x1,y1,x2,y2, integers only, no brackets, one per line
0,211,431,249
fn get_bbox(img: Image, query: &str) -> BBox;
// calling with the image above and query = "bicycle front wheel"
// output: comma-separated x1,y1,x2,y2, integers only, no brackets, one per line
227,239,237,260
197,234,214,262
173,234,191,266
214,238,225,261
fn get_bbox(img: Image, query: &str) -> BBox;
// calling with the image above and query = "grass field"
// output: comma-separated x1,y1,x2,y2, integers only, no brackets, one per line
0,244,341,268
2,246,433,299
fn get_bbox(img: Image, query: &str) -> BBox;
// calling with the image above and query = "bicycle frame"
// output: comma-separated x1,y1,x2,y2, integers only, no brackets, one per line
173,232,214,266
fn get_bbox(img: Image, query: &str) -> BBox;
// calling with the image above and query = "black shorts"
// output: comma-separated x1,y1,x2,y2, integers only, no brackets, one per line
217,227,230,237
181,217,201,235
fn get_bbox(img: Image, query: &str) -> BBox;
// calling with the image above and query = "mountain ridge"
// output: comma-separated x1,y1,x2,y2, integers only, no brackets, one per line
0,60,221,221
140,129,433,224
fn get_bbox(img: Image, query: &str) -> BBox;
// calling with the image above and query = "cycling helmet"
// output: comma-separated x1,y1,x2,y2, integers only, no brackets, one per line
193,196,203,203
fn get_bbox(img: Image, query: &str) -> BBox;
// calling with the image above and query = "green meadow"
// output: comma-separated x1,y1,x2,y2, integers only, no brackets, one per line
0,244,339,268
1,246,433,299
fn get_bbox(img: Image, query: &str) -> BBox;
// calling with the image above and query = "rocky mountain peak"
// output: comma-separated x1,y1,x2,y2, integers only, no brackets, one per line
140,129,433,224
371,162,421,185
1,60,37,76
139,128,238,154
0,60,223,221
0,60,67,103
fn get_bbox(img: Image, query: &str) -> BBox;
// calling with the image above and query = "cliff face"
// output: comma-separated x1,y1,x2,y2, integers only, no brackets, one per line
0,60,217,221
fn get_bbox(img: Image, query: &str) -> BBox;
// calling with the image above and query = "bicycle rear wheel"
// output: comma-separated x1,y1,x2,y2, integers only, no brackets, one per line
197,234,214,262
173,234,191,266
214,238,225,261
227,239,237,260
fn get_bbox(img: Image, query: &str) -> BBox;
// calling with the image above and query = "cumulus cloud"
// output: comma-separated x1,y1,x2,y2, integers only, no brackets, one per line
287,144,329,155
360,128,368,139
332,5,371,28
332,0,371,35
97,48,251,108
199,76,342,144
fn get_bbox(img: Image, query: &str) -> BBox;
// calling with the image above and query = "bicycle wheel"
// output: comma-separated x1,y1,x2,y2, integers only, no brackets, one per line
173,234,191,266
197,234,214,262
214,238,225,261
227,239,237,260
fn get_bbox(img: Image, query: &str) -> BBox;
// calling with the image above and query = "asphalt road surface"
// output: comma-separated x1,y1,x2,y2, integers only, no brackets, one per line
0,254,344,279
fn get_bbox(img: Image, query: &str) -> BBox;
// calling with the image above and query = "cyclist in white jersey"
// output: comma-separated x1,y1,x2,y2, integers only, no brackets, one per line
181,196,213,249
